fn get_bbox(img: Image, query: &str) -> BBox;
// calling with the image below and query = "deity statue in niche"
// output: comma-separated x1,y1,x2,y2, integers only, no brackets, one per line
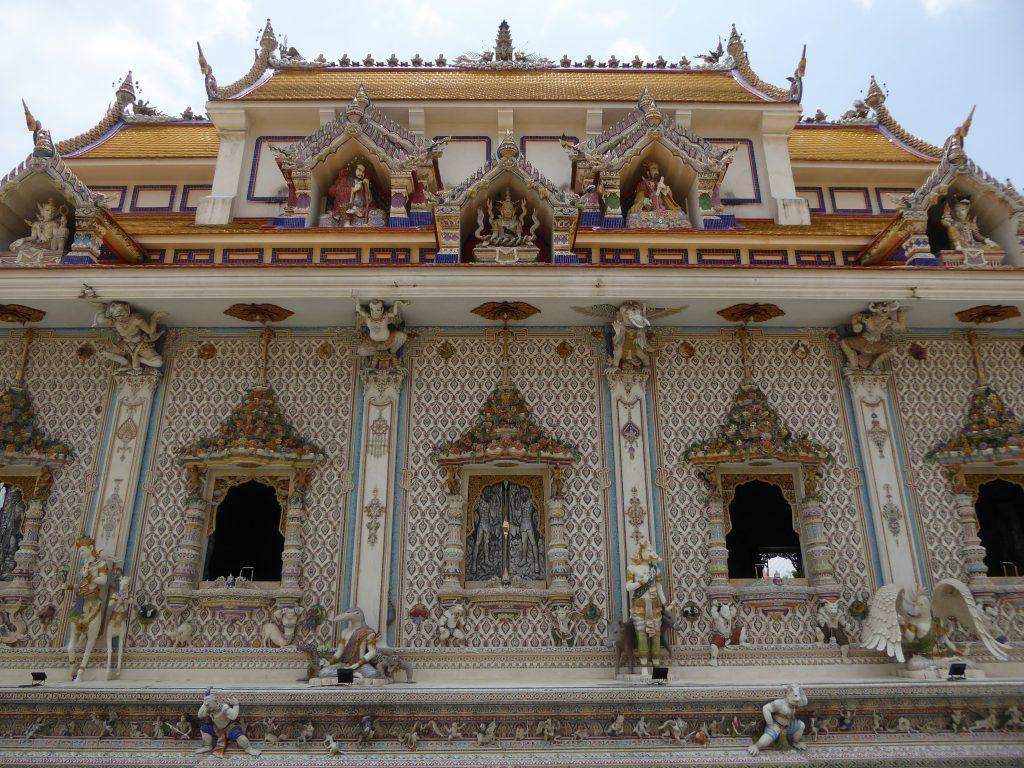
625,160,688,229
8,197,69,264
321,160,385,227
466,479,543,583
940,192,1004,267
0,487,26,580
472,189,541,263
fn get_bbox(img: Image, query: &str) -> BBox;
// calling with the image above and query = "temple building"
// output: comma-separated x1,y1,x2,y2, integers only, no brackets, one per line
1,19,1023,766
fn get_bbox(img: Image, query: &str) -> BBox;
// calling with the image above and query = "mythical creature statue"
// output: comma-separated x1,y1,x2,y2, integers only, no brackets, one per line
437,603,467,646
625,161,688,229
860,578,1010,669
549,605,577,647
103,581,130,679
260,605,301,648
9,198,69,264
941,193,1002,266
322,161,385,227
747,684,808,756
814,599,852,662
840,301,906,372
571,302,683,372
355,299,409,368
709,600,747,666
840,99,870,121
195,690,260,757
318,606,380,679
625,540,667,675
81,287,166,373
67,536,112,681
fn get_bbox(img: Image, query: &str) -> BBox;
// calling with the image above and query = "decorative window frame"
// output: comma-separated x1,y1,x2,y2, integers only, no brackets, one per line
0,466,58,613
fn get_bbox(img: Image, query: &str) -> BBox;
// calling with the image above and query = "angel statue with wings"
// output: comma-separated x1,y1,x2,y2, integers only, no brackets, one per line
860,578,1010,675
572,302,684,371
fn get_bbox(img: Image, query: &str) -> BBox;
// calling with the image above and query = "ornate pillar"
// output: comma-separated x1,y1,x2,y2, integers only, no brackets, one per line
701,471,731,601
599,171,623,227
166,466,206,611
605,368,657,599
844,370,923,588
279,468,311,601
91,369,162,562
439,468,467,601
797,469,840,598
6,470,53,604
545,468,572,597
943,466,993,595
350,367,405,631
388,171,414,227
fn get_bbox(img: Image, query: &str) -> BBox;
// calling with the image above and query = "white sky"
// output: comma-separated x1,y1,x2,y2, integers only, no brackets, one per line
0,0,1019,184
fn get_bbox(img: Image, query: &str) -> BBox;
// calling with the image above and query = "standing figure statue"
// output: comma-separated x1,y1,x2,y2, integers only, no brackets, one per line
195,690,260,757
80,287,166,373
747,684,808,755
67,536,111,681
625,540,667,675
709,600,747,666
840,301,906,372
510,484,541,579
355,299,409,368
8,197,69,264
814,599,852,662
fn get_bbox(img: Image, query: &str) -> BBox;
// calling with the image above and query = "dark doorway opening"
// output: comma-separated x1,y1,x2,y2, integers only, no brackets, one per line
975,479,1024,577
726,480,802,579
203,480,283,582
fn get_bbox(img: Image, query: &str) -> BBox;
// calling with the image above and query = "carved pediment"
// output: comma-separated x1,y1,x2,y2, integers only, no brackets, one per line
563,89,737,227
178,387,320,468
0,386,71,468
273,86,445,227
0,104,143,265
928,384,1024,466
434,133,580,263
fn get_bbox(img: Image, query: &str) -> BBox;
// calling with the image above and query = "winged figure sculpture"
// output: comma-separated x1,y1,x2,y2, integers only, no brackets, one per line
860,578,1009,664
572,303,684,370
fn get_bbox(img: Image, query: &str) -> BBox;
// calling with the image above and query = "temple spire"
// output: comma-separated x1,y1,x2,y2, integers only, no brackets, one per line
495,20,514,62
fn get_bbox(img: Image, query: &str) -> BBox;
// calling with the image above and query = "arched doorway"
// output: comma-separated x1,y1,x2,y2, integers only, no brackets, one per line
202,480,284,582
726,480,803,579
975,479,1024,577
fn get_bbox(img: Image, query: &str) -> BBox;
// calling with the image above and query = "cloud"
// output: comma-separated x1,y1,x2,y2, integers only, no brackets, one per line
920,0,974,15
607,38,653,62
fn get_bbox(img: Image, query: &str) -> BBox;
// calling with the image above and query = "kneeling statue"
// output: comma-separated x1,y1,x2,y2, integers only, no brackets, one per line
748,684,807,756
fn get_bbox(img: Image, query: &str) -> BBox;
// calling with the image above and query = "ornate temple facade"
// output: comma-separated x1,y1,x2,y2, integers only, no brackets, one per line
0,20,1022,766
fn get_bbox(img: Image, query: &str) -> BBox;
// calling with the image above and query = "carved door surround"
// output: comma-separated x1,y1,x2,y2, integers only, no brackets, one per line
438,463,572,617
701,462,838,616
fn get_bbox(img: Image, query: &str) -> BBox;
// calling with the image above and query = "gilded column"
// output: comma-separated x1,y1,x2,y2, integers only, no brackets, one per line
349,367,405,631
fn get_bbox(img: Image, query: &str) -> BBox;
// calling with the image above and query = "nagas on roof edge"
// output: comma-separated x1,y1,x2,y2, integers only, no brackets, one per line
198,17,277,100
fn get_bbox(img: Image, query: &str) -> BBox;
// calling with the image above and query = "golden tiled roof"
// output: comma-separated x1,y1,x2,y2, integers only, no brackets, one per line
71,124,219,160
239,69,767,103
739,217,891,237
789,125,933,164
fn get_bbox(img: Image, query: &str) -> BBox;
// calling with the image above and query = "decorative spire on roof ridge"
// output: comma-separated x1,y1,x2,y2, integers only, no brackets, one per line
495,19,513,62
259,18,277,55
786,44,807,102
197,17,277,100
21,101,54,159
454,20,553,70
637,87,663,128
724,24,792,102
857,74,943,159
942,104,975,163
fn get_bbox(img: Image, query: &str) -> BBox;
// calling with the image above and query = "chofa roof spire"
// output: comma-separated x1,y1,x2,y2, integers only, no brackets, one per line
20,101,54,159
495,19,513,62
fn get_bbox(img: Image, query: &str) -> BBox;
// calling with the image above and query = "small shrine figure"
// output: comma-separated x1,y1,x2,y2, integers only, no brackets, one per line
355,299,409,368
323,161,385,227
814,600,852,662
840,301,905,372
940,193,1004,267
437,603,467,647
81,287,166,373
625,540,667,675
195,690,260,757
473,189,541,263
709,600,747,666
747,684,808,755
8,197,69,264
625,160,687,229
317,607,382,680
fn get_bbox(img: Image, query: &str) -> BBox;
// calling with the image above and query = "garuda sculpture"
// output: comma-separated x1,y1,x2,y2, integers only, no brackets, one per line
572,302,683,371
840,301,905,372
81,287,166,373
355,298,409,368
860,578,1010,667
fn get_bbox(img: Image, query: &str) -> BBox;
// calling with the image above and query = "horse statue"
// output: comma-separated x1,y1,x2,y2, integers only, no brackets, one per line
67,537,114,681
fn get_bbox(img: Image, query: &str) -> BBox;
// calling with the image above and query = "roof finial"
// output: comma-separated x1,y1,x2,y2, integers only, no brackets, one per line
197,42,219,99
495,20,513,62
352,83,370,109
865,75,886,109
787,44,807,102
637,87,662,128
259,18,277,55
114,71,136,111
943,105,975,163
21,100,54,158
727,23,744,57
